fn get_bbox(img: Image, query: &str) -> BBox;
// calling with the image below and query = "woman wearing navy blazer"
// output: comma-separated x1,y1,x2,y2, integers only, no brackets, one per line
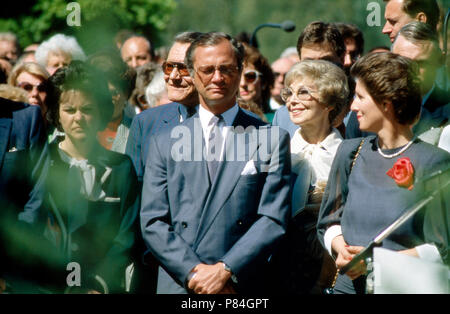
317,52,450,294
24,61,140,293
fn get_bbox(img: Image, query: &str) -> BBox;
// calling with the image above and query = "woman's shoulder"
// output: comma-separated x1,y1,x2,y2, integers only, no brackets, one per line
413,139,450,163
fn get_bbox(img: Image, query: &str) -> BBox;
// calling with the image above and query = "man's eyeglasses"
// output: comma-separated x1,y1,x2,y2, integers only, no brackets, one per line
194,64,239,80
162,61,190,76
280,86,318,102
243,70,262,84
18,82,46,93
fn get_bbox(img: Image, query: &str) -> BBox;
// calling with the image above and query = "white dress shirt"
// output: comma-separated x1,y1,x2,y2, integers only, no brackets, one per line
198,103,239,158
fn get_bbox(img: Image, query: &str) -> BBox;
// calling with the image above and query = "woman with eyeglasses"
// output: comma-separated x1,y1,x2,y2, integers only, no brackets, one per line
238,43,274,122
317,52,450,294
270,59,349,294
8,62,50,123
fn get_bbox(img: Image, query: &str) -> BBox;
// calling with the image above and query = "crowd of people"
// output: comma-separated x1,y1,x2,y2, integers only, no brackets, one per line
0,0,449,294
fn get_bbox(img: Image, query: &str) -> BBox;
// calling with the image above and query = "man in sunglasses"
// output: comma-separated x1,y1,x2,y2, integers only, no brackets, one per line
125,32,202,293
126,32,202,184
140,32,290,294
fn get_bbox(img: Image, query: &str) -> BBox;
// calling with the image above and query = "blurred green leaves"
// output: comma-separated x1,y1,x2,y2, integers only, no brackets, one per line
0,0,176,51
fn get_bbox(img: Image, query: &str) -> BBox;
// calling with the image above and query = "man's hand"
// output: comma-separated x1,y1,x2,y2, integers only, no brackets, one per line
187,263,231,294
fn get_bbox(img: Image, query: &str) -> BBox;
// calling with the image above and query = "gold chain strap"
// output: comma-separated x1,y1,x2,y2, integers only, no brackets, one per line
329,139,365,291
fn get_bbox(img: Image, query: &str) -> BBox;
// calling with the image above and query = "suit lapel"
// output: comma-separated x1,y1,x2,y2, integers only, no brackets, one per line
194,109,260,246
0,118,12,172
178,115,211,212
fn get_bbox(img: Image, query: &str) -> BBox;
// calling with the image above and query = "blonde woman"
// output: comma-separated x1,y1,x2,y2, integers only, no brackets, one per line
271,60,349,294
8,62,50,121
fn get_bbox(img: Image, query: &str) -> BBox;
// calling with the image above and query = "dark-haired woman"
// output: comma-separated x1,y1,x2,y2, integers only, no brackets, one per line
317,52,450,294
25,61,139,293
239,43,275,122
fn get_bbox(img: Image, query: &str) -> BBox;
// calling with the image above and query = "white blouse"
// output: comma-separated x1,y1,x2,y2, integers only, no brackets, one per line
290,127,343,185
58,143,108,201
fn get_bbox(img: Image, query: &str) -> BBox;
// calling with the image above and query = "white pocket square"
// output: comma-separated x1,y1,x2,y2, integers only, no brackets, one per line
8,146,18,152
240,160,257,175
104,197,121,203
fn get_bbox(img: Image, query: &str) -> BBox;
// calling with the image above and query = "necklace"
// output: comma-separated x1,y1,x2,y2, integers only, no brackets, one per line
376,136,415,159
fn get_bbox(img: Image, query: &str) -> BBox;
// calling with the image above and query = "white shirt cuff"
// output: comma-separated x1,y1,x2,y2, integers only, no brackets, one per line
415,243,443,264
324,225,342,258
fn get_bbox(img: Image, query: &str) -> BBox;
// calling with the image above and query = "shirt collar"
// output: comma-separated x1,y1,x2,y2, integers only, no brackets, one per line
198,103,239,130
292,127,343,153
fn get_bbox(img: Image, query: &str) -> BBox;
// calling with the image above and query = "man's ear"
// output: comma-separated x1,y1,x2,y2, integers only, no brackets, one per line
415,12,427,24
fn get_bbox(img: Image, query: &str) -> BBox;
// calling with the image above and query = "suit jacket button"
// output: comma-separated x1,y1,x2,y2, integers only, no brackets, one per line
237,220,243,226
182,222,188,228
71,243,79,252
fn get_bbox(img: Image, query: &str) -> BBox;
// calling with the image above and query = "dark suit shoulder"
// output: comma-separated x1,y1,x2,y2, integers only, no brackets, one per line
134,102,179,124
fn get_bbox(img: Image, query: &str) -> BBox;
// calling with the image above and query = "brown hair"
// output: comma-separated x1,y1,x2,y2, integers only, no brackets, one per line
242,43,274,113
297,21,345,61
334,23,365,56
350,52,422,125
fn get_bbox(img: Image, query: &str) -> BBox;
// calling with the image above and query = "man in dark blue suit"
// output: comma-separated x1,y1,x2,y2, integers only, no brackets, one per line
0,97,45,212
140,32,291,294
125,32,202,293
126,32,202,183
0,97,45,292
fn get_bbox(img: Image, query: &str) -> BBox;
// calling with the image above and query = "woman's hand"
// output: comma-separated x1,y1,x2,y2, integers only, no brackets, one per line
332,235,367,280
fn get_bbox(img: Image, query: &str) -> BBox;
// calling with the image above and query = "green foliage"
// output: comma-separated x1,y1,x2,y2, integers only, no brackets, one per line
0,0,176,50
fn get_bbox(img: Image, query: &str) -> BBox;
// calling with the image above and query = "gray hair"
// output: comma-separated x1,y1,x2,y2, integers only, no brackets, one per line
174,31,203,45
0,32,19,45
145,70,167,108
285,59,349,125
393,21,442,63
280,47,298,59
35,34,86,67
185,32,244,76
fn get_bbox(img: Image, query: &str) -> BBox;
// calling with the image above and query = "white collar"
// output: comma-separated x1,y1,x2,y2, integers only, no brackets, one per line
198,103,239,131
291,128,343,154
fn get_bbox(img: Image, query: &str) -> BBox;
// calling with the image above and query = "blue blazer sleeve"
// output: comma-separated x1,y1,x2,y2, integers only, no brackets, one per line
140,135,202,287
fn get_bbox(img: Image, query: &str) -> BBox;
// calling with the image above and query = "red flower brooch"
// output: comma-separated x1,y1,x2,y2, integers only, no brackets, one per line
386,157,415,190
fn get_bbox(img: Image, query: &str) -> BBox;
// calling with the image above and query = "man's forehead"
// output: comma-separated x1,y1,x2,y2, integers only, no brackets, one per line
272,58,295,72
167,42,190,62
300,45,338,60
385,0,405,18
193,40,235,65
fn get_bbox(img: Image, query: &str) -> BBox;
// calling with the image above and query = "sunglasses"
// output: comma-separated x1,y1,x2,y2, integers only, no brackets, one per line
243,70,262,84
162,61,190,76
18,82,46,93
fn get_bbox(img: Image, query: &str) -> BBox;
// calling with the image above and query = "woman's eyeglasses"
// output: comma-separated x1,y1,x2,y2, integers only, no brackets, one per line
280,86,318,102
243,70,262,84
18,82,47,93
162,61,190,76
